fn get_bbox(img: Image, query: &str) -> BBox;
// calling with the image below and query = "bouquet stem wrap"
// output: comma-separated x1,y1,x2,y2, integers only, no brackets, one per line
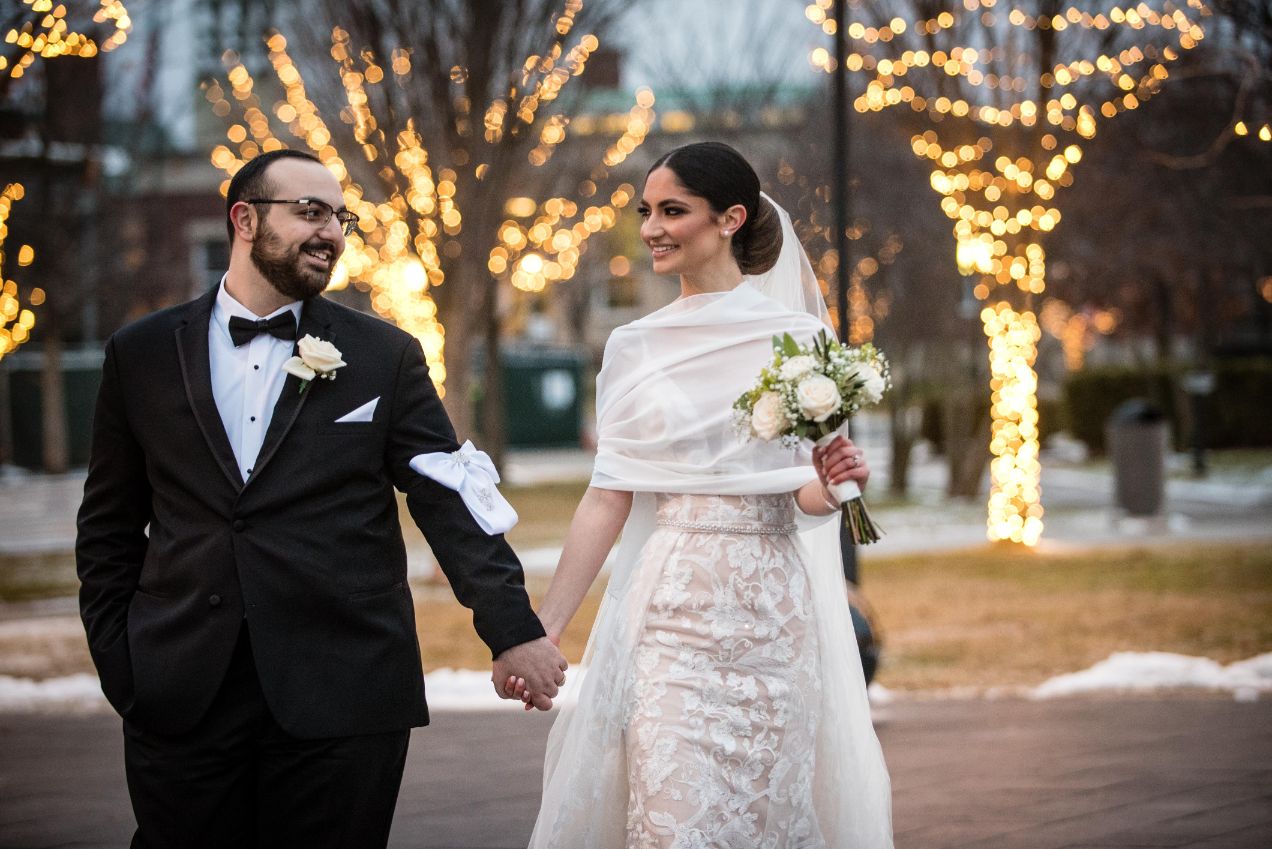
814,426,884,545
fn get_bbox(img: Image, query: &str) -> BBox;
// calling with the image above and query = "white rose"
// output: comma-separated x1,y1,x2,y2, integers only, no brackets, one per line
750,391,790,441
853,363,886,405
795,374,841,423
283,334,347,382
778,355,817,381
282,357,317,381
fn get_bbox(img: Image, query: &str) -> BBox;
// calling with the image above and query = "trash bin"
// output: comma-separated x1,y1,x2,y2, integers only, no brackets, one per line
474,345,586,448
3,347,103,470
1107,398,1168,516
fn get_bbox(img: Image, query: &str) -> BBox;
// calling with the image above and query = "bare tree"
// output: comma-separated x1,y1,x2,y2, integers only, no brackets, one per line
0,3,135,471
799,0,1213,541
205,0,643,465
1047,14,1272,367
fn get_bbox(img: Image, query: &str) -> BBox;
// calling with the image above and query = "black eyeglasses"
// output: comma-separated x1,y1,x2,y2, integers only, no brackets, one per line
246,197,359,236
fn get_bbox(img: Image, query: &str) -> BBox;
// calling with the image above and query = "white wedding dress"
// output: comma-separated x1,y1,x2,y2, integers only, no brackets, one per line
529,203,892,849
628,492,821,846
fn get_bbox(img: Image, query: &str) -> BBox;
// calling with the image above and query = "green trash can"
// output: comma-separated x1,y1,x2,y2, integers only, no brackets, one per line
475,345,586,448
3,347,103,470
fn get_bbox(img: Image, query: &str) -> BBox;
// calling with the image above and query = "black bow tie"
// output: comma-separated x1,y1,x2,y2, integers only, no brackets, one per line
228,313,297,347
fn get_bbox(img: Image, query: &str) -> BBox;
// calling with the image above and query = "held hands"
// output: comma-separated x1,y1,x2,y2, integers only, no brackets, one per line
491,635,567,712
501,633,565,712
812,436,870,493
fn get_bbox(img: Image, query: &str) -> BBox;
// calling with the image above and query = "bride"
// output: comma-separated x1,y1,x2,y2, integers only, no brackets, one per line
509,141,893,848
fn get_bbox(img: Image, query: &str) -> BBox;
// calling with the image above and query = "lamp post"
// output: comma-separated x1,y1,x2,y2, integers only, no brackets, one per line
1182,368,1216,477
831,0,860,586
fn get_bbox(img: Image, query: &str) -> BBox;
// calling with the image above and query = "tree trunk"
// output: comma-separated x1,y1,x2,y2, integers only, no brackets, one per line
482,299,507,470
40,331,69,474
887,396,917,498
1151,275,1175,366
943,390,988,498
442,328,474,440
0,363,12,466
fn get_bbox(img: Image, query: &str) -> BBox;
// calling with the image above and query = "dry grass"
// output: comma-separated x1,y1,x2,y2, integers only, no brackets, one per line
413,542,1272,692
412,578,603,674
0,552,78,603
861,542,1272,690
5,481,1268,693
501,482,589,550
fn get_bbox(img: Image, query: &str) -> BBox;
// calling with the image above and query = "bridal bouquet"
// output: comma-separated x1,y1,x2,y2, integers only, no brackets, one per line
734,330,889,544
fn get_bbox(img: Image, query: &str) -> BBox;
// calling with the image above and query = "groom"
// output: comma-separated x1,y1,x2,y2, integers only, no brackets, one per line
76,148,566,848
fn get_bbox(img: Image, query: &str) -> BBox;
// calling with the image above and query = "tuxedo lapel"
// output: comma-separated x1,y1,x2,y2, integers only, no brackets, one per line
175,289,244,492
245,296,337,489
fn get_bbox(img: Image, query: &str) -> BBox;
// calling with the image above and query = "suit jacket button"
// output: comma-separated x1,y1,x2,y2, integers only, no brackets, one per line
232,519,245,532
208,594,222,607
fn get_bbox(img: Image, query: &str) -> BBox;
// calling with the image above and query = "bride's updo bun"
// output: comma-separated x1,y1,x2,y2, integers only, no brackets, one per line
646,142,783,276
739,195,782,275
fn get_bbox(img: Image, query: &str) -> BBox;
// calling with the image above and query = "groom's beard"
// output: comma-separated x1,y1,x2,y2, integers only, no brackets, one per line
250,219,335,302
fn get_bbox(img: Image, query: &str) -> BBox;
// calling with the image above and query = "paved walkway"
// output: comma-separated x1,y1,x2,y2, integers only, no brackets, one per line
4,446,1270,847
1,697,1269,848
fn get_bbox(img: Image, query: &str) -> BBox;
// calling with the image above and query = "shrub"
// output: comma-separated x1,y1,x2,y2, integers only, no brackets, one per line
1062,358,1272,454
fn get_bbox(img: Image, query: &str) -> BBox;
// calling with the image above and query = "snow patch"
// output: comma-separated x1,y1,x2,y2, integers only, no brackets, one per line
7,653,1271,715
1032,651,1272,701
423,667,580,711
0,668,585,714
867,682,895,705
0,673,110,713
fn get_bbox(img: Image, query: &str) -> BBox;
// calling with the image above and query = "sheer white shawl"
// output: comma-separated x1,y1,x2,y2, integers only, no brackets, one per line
529,204,893,849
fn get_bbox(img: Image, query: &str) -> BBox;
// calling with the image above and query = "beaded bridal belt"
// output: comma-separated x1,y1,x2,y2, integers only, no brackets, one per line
656,518,798,536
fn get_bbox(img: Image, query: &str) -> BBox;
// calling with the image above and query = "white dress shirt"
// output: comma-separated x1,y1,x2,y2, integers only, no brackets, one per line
209,277,303,482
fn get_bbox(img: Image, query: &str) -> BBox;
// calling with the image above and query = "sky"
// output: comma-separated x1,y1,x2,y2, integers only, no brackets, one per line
611,0,827,92
97,0,830,154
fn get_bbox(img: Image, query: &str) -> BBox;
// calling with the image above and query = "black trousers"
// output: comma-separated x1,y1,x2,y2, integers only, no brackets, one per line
123,623,410,849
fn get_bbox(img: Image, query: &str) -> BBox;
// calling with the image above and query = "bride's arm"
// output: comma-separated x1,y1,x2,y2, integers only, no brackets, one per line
796,436,870,516
536,486,634,641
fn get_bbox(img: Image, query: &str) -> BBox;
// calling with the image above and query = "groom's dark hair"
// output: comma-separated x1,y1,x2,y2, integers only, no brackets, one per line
225,148,325,242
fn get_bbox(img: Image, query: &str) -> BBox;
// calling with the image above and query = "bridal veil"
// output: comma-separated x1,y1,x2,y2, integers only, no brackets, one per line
528,198,893,848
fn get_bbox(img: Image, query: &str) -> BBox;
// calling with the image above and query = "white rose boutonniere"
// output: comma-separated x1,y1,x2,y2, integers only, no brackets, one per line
750,391,790,441
283,334,346,393
795,374,841,423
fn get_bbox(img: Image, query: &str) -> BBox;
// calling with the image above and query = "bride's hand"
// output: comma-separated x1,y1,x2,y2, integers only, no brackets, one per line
504,635,564,710
504,675,537,711
812,436,870,492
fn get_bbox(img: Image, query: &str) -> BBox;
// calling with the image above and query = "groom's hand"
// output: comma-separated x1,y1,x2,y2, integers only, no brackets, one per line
492,637,567,711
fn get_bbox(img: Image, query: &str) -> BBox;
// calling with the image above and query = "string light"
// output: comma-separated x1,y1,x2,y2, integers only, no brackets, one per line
206,12,650,395
773,158,902,342
0,183,37,362
493,179,642,293
1,1,130,79
983,302,1044,546
1039,299,1120,370
807,0,1210,545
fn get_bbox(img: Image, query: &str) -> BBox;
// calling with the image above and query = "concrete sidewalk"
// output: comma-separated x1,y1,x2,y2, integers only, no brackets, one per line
1,696,1269,848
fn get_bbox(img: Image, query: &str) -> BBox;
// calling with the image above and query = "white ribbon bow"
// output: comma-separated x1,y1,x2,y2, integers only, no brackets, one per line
409,441,519,535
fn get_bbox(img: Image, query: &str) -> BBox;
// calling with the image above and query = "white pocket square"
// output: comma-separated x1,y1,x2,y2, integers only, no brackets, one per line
409,441,519,535
334,397,379,423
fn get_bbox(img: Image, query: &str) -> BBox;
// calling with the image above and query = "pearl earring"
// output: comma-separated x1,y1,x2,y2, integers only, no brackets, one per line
721,229,732,237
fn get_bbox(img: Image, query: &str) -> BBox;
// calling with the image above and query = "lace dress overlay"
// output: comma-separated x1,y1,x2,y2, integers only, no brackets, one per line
625,493,824,848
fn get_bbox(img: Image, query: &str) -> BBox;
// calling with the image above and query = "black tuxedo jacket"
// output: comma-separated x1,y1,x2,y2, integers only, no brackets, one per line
76,289,545,738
